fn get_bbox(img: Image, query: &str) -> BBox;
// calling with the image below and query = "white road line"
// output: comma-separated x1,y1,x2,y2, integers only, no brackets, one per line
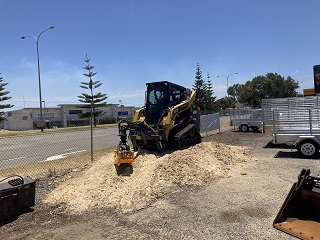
64,150,87,156
60,134,78,137
28,137,43,141
42,150,87,162
46,155,66,161
2,157,26,162
64,148,77,152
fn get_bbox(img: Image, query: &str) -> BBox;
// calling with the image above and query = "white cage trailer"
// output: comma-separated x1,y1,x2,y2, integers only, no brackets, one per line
229,108,263,132
261,96,320,133
272,108,320,158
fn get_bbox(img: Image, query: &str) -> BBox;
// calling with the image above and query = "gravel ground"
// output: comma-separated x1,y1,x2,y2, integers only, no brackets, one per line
1,125,319,240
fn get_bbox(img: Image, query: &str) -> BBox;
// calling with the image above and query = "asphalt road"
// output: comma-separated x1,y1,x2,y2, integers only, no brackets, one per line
0,127,119,169
0,115,223,170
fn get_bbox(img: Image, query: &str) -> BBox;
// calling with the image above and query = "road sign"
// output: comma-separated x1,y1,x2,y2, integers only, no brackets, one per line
303,88,315,96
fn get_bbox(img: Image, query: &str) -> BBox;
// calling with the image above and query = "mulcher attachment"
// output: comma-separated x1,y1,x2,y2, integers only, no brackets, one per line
114,120,135,167
273,169,320,240
113,120,135,176
113,134,134,167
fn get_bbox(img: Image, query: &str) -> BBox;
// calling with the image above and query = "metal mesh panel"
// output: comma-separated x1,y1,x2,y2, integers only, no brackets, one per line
272,108,320,132
262,96,320,125
200,113,220,134
230,109,262,121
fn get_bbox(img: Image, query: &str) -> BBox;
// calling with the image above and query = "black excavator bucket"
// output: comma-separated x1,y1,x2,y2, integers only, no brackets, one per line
273,169,320,240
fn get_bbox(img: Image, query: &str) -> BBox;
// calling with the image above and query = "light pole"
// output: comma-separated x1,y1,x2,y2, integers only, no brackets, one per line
21,26,55,129
119,100,123,116
217,72,238,108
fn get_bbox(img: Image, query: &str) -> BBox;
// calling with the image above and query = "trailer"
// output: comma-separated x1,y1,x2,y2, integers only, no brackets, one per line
262,96,320,132
229,108,262,132
272,108,320,158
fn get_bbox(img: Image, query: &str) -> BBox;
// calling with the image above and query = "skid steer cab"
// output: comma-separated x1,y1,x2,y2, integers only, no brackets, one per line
113,81,202,174
273,169,320,239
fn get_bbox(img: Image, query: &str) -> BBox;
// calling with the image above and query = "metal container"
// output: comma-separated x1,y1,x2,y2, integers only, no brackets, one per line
0,175,35,225
0,187,19,225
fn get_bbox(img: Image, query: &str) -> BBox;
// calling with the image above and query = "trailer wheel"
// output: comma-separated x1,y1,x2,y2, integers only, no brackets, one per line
240,124,249,132
297,140,319,158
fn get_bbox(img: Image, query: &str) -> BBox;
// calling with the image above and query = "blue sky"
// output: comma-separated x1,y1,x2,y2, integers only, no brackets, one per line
1,0,318,109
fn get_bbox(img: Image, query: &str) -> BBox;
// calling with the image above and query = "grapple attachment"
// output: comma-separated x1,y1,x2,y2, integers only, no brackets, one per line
273,169,320,240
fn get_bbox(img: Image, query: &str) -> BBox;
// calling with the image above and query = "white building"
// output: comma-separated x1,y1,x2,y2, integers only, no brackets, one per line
3,109,33,131
3,103,138,131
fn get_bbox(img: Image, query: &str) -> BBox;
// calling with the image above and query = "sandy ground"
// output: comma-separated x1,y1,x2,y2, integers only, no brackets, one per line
44,142,250,214
1,121,319,239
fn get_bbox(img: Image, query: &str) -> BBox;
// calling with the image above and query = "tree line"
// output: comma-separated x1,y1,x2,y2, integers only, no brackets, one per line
191,64,302,111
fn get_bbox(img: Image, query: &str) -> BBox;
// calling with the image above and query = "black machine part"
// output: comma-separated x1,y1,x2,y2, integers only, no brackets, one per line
0,175,35,226
118,119,165,152
273,168,320,239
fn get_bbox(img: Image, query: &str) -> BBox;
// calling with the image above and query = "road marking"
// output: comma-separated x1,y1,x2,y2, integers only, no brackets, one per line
64,148,77,152
1,157,26,162
65,150,87,155
28,137,43,141
42,150,87,162
46,155,65,161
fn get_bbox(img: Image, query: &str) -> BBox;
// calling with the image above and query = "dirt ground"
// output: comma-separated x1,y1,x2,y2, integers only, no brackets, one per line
1,123,320,240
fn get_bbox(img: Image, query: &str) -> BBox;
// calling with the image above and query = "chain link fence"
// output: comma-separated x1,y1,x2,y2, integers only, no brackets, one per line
0,118,118,179
0,110,221,179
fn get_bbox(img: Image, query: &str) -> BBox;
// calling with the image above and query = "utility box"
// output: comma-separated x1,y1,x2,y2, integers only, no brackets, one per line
0,187,19,225
0,175,35,225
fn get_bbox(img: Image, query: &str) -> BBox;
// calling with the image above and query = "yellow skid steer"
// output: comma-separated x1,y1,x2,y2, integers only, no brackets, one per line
273,169,320,240
113,81,201,174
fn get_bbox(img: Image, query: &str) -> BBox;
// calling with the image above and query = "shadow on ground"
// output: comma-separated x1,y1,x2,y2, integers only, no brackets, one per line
274,151,305,159
263,141,291,149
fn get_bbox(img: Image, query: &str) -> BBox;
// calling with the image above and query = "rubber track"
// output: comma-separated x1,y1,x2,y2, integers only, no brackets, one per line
174,124,201,149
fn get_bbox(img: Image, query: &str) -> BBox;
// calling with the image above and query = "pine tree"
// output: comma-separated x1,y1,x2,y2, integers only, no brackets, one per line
0,73,14,122
205,72,216,111
78,54,107,127
192,63,207,111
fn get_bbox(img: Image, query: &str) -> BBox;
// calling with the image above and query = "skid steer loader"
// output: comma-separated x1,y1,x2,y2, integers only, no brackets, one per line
114,81,201,171
273,169,320,240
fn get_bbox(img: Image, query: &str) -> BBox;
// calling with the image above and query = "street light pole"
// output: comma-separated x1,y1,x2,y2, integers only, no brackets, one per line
119,100,123,116
21,26,55,130
217,72,238,108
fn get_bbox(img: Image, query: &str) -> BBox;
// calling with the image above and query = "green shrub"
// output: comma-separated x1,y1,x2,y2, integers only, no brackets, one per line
99,117,117,124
